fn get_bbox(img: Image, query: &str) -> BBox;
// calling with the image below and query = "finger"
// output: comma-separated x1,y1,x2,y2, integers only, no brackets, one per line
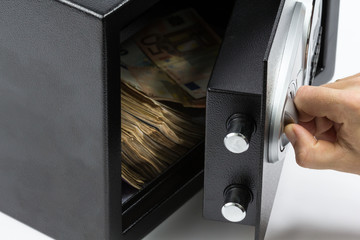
323,77,360,90
322,72,360,89
299,119,316,135
336,72,360,81
315,126,337,142
322,81,350,90
295,85,345,124
333,122,342,132
314,117,333,136
284,124,343,170
299,117,336,141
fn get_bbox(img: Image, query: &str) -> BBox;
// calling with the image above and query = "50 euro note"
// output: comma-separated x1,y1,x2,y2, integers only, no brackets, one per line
134,8,221,99
121,39,205,108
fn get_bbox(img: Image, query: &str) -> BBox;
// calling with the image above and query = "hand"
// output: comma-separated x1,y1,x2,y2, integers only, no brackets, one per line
284,73,360,174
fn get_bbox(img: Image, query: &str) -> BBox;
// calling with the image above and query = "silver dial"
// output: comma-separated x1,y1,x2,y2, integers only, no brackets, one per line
268,2,305,163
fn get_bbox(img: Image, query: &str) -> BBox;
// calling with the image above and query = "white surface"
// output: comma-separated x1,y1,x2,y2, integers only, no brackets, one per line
1,1,360,239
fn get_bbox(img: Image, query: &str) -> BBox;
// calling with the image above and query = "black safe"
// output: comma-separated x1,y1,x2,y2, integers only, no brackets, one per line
0,0,339,240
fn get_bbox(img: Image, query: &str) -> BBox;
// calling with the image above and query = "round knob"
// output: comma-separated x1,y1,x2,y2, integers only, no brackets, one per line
224,114,255,153
221,185,252,222
221,202,246,222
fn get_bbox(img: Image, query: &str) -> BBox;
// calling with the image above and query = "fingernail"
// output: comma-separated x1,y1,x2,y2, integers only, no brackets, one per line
284,124,297,145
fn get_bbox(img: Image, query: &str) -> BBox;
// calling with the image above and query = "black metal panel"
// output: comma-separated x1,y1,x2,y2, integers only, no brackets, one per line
103,10,123,240
0,1,107,239
204,0,282,239
54,0,158,17
208,0,281,95
54,0,124,16
205,91,262,226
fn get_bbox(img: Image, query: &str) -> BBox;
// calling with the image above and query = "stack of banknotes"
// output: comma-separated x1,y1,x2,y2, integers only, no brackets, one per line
121,8,221,189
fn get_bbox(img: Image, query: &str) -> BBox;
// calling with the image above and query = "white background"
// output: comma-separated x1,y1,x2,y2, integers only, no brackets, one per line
1,1,360,239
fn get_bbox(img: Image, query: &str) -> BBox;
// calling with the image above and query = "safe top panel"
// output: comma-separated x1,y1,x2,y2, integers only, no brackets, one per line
56,0,157,17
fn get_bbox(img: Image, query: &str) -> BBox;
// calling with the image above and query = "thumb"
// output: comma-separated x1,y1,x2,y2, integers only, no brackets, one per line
284,124,342,170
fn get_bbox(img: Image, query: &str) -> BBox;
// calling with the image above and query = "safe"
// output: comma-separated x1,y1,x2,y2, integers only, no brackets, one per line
0,0,339,239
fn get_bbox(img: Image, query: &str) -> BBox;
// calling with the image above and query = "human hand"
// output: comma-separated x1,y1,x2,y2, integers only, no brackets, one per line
284,73,360,174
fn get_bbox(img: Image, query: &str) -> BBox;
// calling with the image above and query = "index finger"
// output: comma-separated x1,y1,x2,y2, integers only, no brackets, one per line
294,85,346,124
322,73,360,90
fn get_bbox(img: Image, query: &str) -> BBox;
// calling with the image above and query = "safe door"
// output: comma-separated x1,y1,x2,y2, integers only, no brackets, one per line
204,0,339,239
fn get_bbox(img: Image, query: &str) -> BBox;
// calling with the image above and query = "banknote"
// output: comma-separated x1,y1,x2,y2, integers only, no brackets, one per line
121,83,203,146
121,110,189,155
134,8,221,99
121,40,205,108
121,82,204,189
122,117,180,163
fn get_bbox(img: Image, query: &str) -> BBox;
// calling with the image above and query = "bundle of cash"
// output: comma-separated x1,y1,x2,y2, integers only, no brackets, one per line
121,83,204,189
121,8,219,189
121,8,221,108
